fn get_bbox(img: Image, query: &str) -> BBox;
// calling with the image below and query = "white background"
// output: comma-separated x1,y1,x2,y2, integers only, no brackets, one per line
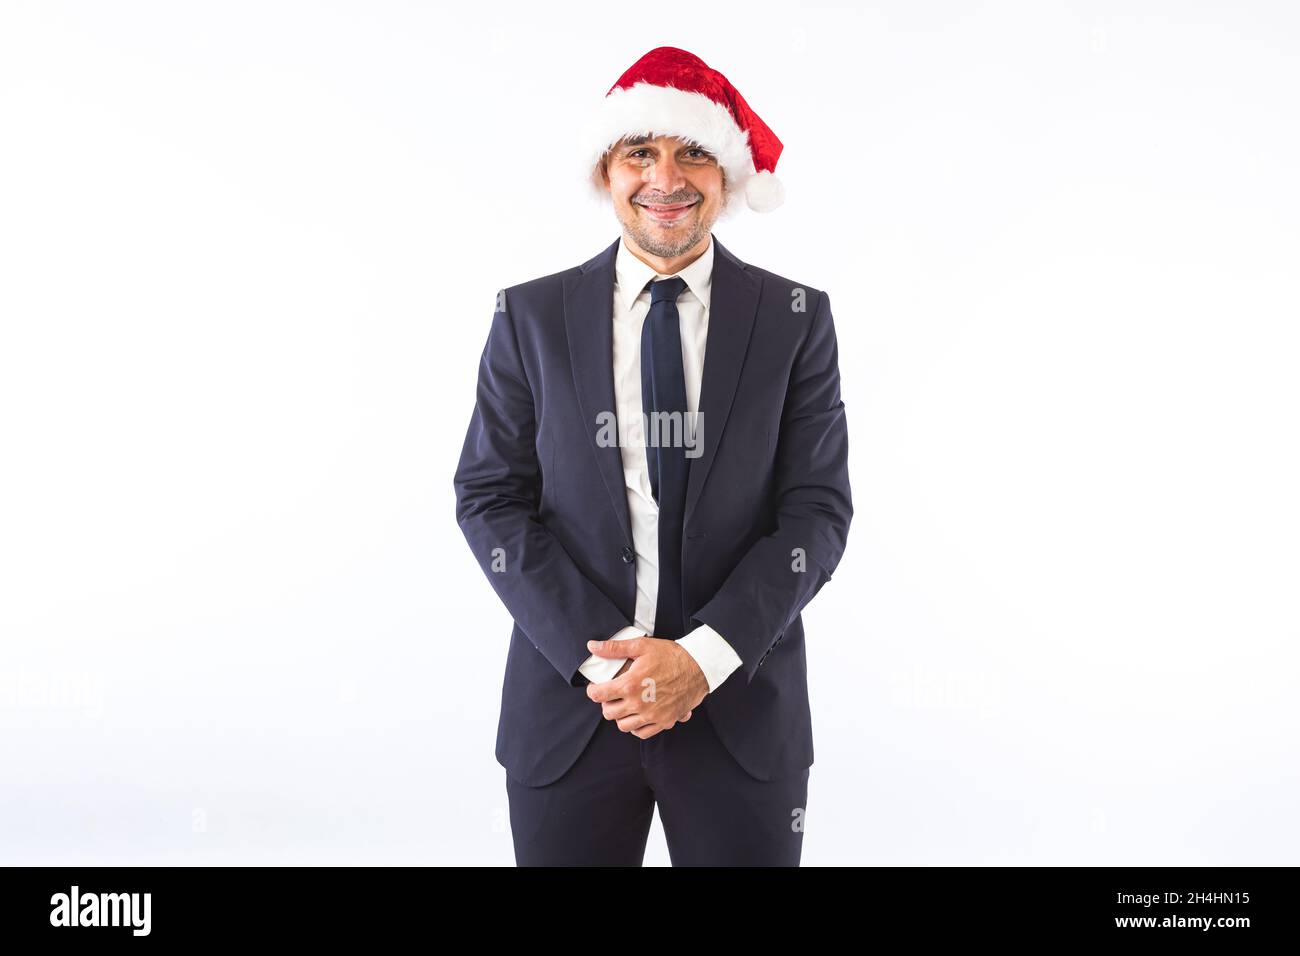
2,1,1297,865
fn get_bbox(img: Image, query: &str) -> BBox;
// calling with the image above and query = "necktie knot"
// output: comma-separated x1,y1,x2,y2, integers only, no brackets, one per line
648,276,688,305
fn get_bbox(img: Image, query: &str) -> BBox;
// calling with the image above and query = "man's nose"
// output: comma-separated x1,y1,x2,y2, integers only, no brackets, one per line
643,153,686,194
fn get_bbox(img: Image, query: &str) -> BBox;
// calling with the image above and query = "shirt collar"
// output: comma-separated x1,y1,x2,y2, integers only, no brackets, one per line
613,233,714,314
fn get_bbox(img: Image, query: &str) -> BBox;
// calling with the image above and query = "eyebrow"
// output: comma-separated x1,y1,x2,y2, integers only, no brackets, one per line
617,135,712,154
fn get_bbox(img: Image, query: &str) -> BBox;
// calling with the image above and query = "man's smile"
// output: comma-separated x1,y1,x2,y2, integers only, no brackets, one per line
636,198,699,224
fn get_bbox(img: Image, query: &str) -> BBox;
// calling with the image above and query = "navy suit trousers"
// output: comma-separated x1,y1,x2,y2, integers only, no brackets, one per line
505,703,809,866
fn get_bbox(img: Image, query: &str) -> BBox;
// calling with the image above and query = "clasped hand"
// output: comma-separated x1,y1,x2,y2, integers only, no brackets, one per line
584,636,709,739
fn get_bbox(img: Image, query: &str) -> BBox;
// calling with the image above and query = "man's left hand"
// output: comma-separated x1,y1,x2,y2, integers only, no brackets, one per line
585,636,708,739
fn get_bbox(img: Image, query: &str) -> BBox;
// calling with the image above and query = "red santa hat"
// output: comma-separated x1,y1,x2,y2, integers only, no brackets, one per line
581,47,786,213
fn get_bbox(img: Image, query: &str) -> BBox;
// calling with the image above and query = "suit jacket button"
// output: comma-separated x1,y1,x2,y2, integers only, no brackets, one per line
620,547,634,564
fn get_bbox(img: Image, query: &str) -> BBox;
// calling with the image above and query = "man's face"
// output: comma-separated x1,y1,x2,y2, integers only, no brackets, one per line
600,134,725,259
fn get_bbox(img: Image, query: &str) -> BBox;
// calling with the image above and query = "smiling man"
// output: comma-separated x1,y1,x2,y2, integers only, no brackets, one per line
454,47,852,866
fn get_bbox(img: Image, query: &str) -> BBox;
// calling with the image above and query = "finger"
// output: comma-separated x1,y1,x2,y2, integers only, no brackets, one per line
584,638,629,660
632,723,664,739
601,699,638,721
586,674,630,703
587,636,648,659
680,710,692,722
616,714,652,733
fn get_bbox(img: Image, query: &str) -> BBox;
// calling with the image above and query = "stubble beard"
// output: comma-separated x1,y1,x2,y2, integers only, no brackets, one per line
618,202,716,260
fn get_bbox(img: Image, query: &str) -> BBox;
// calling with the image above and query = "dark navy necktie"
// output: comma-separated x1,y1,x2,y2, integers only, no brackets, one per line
641,276,690,640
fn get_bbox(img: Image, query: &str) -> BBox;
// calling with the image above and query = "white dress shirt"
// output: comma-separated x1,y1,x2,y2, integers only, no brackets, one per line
577,235,743,693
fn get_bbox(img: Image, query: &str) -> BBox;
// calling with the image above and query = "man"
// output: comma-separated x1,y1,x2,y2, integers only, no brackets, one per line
454,47,852,866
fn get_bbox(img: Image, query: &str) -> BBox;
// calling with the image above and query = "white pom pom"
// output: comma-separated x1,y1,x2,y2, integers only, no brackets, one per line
744,170,785,212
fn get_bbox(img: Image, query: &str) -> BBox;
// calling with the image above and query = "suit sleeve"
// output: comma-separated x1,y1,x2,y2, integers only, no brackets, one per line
454,298,634,687
689,290,853,684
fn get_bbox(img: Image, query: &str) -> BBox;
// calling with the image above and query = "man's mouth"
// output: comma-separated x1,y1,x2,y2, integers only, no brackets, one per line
636,199,699,223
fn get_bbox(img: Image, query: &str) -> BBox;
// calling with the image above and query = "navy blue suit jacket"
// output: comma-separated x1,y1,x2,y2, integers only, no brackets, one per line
454,234,852,786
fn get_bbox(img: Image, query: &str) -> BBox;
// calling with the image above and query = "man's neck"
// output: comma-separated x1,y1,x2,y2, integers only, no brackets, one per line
623,233,710,277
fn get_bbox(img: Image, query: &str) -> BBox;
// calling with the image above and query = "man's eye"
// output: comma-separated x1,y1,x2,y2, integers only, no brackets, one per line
624,147,710,161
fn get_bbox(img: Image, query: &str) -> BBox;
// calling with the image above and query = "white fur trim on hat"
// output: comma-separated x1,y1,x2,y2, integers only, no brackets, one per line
744,169,785,212
582,81,777,210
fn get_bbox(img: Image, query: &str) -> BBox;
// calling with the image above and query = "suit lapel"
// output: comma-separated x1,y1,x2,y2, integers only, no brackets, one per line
684,235,761,526
563,237,633,547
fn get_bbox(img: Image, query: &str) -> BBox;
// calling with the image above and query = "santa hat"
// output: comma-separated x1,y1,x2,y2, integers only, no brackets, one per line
581,47,785,213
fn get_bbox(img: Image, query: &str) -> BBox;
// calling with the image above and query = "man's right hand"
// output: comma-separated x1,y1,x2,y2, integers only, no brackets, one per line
606,659,692,723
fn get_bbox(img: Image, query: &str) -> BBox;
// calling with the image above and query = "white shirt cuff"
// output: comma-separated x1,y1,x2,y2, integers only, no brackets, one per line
676,624,743,694
578,625,644,684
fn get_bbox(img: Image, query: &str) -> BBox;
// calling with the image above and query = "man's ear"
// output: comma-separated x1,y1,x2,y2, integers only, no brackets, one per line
588,158,609,197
